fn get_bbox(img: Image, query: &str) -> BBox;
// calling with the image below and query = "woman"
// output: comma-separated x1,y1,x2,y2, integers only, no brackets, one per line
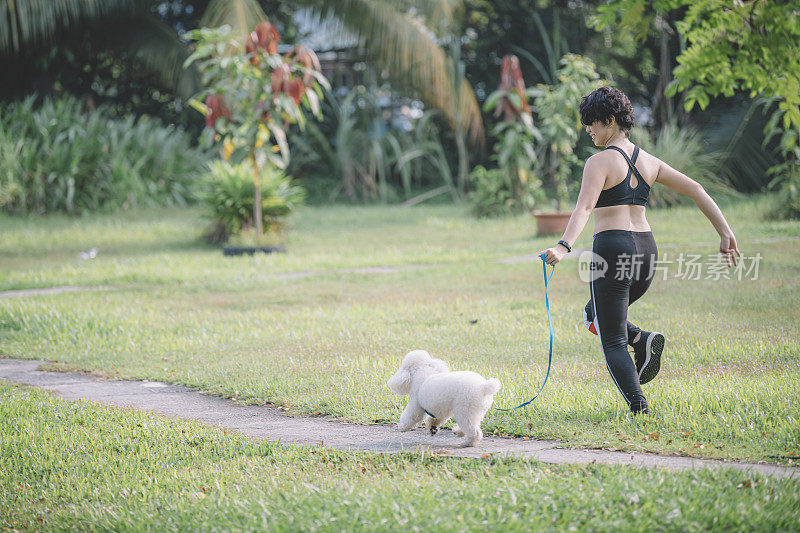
539,86,740,414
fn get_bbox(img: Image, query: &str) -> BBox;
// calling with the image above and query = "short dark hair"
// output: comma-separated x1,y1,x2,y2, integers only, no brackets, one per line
579,87,635,134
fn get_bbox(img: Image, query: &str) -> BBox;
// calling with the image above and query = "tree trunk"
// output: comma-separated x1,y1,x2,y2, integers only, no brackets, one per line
455,127,469,198
252,155,263,237
653,22,674,128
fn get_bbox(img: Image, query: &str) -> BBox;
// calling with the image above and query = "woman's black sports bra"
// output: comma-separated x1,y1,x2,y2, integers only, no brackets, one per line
594,145,650,208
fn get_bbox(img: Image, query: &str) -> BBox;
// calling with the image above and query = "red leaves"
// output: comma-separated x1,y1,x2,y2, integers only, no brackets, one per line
245,23,323,114
285,45,321,86
287,79,304,105
246,21,280,65
270,63,291,96
497,55,531,121
204,94,230,128
269,48,318,105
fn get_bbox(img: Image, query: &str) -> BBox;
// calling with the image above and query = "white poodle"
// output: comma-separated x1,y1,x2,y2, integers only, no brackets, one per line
387,349,502,447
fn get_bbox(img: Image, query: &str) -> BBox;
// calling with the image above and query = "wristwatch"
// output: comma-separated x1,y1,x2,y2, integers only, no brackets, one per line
556,240,572,253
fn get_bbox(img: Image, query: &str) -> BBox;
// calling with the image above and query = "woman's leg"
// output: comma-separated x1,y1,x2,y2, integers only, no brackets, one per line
628,233,664,384
584,300,642,345
584,235,657,344
590,231,648,413
628,234,657,308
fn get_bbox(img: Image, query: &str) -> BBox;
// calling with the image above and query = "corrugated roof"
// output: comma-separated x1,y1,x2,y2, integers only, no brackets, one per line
291,8,359,52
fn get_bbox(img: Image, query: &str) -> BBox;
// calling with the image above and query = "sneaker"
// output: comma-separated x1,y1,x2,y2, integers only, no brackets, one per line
631,401,650,415
627,393,649,415
633,331,665,385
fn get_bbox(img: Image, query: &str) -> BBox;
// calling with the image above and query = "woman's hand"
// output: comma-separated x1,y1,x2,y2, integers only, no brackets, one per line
720,232,741,267
539,245,568,266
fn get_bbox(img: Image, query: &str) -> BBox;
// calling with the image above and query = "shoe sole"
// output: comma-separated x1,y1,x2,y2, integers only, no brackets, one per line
639,332,664,385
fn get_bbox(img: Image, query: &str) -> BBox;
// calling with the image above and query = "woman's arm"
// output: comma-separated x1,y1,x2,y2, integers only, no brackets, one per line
656,161,741,266
540,155,606,265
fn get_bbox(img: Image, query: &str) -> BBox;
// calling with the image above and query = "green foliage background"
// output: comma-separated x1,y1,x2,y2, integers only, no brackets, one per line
0,95,208,215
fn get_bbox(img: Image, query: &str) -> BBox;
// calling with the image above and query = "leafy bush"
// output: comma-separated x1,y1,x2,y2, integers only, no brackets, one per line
467,165,544,218
288,86,460,204
769,171,800,220
763,103,800,219
631,123,738,208
199,160,306,244
530,54,604,209
0,95,208,215
480,54,602,214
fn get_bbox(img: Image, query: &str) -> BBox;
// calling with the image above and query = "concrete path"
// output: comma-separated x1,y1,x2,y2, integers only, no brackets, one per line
2,358,797,479
0,286,111,299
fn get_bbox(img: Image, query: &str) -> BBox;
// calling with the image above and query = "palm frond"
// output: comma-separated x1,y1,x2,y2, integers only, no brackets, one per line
308,0,484,147
406,0,463,36
0,0,138,55
0,1,199,97
690,96,779,192
200,0,268,41
97,13,201,98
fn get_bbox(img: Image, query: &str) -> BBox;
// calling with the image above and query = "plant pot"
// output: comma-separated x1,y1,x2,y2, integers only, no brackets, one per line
223,245,286,256
532,210,572,236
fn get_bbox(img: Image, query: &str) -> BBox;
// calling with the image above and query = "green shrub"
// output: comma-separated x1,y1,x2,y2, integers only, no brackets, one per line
769,170,800,220
631,123,739,208
763,109,800,219
467,165,544,218
199,160,306,244
0,95,208,215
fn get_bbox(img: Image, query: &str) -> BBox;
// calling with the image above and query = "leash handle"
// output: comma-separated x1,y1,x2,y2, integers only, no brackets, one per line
494,255,555,411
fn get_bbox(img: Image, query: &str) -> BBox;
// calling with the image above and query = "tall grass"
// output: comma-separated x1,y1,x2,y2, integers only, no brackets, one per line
0,95,209,215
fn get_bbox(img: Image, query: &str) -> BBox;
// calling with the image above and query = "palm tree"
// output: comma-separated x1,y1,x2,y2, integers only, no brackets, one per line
0,0,483,147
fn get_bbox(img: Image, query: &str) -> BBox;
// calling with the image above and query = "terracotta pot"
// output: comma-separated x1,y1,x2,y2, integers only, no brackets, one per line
532,210,572,236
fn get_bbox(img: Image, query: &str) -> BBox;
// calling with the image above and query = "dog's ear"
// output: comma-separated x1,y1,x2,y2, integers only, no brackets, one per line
387,368,412,395
429,358,450,373
402,350,431,369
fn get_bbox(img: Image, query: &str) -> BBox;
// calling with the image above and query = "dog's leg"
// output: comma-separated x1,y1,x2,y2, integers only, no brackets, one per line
459,426,483,448
425,416,442,436
454,411,484,447
398,402,425,432
452,424,464,437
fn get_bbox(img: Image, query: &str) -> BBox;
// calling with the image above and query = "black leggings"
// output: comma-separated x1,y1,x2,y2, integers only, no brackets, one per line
583,230,657,412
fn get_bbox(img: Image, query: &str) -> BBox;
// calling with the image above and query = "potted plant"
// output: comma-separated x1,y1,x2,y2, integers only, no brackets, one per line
477,55,545,217
481,54,602,233
184,22,329,253
199,160,305,255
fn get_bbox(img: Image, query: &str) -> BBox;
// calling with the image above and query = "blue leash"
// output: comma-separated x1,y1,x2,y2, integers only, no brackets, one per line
494,256,555,411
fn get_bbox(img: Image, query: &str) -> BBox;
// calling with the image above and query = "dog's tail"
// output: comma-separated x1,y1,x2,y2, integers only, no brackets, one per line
482,378,502,396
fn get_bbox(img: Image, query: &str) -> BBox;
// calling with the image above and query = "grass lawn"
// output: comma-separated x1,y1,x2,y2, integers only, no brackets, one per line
0,197,798,469
3,382,799,531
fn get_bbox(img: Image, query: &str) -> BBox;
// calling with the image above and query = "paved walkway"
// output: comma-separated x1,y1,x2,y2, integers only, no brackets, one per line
1,358,796,479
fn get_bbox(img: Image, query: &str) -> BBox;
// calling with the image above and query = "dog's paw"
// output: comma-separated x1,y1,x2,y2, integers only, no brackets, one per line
429,425,439,436
452,425,464,437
